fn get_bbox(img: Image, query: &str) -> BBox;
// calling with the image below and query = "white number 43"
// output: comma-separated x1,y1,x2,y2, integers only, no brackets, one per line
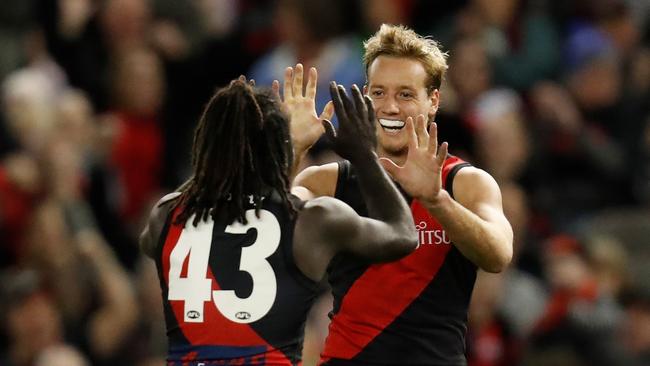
167,209,280,324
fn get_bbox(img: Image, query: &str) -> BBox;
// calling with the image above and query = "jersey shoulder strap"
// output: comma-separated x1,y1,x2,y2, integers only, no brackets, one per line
442,155,472,199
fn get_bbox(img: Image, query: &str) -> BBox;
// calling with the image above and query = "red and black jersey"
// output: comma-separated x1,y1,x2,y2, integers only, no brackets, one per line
322,156,476,366
154,193,319,365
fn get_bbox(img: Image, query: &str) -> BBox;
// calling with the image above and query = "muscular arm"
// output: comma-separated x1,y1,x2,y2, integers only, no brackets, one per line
294,154,418,280
295,196,416,281
424,167,513,273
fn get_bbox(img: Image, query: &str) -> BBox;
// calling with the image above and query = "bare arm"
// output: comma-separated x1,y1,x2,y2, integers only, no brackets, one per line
272,64,334,180
424,168,513,273
294,194,417,280
381,116,513,273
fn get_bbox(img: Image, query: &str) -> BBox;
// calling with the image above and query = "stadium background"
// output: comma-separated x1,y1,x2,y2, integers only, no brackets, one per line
0,0,648,365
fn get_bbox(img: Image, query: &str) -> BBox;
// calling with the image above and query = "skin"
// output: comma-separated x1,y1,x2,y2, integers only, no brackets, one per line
140,70,418,282
292,55,513,273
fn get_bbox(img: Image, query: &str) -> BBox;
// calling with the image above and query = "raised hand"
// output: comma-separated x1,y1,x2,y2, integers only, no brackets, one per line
325,83,377,162
379,115,448,204
272,64,334,154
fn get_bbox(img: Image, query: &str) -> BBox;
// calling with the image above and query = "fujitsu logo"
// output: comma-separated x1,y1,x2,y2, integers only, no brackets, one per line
415,221,451,245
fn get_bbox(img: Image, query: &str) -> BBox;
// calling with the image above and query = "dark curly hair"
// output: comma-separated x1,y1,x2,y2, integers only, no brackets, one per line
174,79,294,226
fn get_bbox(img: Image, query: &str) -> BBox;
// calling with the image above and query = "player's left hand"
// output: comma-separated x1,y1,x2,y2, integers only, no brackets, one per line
379,115,448,204
272,64,334,155
325,83,377,163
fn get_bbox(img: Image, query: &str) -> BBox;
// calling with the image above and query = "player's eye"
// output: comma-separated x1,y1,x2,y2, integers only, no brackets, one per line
370,90,384,98
400,91,414,99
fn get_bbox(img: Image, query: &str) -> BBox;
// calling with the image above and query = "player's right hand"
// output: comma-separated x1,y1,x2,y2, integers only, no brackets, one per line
379,116,448,203
325,82,377,162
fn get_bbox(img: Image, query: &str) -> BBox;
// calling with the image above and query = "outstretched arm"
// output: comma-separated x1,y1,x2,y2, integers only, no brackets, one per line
431,168,513,273
272,64,334,180
380,116,513,273
325,83,414,237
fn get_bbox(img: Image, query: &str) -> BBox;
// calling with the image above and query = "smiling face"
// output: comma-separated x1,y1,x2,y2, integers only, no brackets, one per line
366,55,439,162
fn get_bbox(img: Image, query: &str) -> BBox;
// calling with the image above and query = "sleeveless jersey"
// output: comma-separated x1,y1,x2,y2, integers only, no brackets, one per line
154,194,319,365
321,156,476,366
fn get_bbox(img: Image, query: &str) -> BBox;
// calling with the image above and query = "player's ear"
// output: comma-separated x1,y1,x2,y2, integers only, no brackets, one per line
428,89,440,120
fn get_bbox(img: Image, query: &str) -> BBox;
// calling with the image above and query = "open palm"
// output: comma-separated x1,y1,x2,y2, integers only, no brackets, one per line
379,115,448,202
273,64,333,153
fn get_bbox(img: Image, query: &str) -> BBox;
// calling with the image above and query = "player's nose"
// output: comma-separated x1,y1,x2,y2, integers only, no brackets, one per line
381,95,400,115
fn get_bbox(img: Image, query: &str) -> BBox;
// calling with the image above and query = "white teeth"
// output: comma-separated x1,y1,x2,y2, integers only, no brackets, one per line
378,119,405,129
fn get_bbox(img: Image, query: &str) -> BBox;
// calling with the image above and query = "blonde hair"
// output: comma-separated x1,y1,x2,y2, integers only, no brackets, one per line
363,24,448,93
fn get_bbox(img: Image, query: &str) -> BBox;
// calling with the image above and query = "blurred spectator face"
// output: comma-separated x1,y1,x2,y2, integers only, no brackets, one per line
476,112,528,181
361,0,411,32
2,70,57,152
275,0,310,47
113,49,164,117
544,237,590,291
194,0,238,37
2,153,41,194
100,0,151,47
546,253,589,291
621,302,650,355
568,57,621,111
474,0,517,27
586,236,628,297
604,14,639,57
7,292,63,357
366,56,438,157
474,90,529,182
449,39,491,106
274,0,344,48
35,345,90,366
55,90,95,151
469,271,505,329
594,0,640,57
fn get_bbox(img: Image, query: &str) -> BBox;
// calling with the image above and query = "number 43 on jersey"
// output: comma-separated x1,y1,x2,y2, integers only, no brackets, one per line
167,209,281,324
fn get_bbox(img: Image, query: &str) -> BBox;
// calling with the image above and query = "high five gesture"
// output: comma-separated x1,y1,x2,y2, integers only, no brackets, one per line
379,115,448,204
272,64,333,177
325,83,377,163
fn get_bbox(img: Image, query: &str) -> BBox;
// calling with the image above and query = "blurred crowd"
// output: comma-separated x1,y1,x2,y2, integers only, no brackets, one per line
0,0,648,365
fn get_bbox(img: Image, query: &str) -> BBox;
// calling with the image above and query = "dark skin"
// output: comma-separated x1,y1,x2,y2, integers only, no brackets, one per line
140,78,417,281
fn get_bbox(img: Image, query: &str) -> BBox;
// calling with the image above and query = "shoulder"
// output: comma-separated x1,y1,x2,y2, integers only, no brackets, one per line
452,167,503,206
299,196,357,222
158,192,182,206
151,192,182,225
297,196,359,238
454,167,499,189
139,192,182,258
292,162,341,199
149,192,182,223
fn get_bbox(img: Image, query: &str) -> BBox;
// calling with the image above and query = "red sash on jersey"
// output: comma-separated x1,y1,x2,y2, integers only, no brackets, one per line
321,157,468,363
